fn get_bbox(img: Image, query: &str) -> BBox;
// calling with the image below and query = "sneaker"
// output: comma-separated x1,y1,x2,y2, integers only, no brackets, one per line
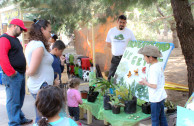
79,122,82,126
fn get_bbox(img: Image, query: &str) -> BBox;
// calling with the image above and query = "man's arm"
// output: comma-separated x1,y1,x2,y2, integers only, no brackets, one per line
0,37,17,76
106,42,111,48
105,29,112,49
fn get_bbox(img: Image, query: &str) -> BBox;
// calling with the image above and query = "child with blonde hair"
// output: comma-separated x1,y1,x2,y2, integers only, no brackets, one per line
67,78,83,126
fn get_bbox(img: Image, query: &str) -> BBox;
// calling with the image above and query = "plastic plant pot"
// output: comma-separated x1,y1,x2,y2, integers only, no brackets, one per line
87,94,97,102
112,106,121,114
142,102,151,114
103,94,112,110
167,108,177,114
81,91,88,99
124,96,137,114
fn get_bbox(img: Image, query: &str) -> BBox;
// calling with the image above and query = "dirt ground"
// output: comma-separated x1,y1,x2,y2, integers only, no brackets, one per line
164,47,189,107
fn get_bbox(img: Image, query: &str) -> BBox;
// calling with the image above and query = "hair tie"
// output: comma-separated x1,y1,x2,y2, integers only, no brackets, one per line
42,117,48,121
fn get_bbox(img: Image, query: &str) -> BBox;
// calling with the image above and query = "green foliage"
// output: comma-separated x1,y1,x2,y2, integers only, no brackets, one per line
120,80,148,101
1,0,192,41
9,0,160,35
108,95,124,107
94,77,115,96
131,80,148,99
164,100,177,109
121,83,133,101
0,0,12,8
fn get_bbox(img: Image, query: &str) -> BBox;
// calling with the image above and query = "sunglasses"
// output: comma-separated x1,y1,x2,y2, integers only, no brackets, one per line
17,26,24,31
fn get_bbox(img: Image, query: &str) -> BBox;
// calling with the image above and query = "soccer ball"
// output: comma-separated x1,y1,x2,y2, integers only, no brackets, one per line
83,70,90,82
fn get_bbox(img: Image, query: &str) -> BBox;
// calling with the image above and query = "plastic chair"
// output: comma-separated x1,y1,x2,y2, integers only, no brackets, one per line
81,58,91,70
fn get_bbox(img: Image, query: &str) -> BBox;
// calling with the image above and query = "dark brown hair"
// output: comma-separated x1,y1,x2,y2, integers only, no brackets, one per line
29,19,50,51
35,86,65,126
146,55,157,59
51,34,58,41
118,15,127,20
52,40,66,50
69,78,80,88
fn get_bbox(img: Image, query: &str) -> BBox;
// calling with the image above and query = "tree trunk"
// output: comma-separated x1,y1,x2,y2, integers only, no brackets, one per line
169,20,179,48
172,30,179,48
171,0,194,97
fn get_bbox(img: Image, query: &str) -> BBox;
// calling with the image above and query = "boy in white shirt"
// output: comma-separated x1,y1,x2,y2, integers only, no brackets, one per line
138,45,168,126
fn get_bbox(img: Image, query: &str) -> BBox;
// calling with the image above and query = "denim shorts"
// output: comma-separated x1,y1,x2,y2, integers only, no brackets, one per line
68,107,80,121
40,82,48,89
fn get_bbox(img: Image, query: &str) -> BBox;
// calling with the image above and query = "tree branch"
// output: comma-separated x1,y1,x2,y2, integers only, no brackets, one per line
189,2,194,6
146,15,173,24
156,4,165,17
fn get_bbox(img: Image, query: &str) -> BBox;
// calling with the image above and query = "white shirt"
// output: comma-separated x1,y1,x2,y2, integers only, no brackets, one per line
25,40,54,94
146,62,167,102
106,27,136,56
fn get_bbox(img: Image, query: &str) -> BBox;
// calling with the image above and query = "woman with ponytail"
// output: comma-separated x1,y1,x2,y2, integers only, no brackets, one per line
33,86,77,126
25,19,54,122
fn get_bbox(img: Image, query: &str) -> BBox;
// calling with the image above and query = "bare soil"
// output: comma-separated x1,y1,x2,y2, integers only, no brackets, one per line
164,47,189,107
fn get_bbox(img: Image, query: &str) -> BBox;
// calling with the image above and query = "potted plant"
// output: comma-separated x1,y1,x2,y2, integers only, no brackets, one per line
80,90,88,99
165,100,177,114
115,78,129,103
95,77,115,110
142,102,151,114
87,86,99,102
109,95,124,114
122,84,137,114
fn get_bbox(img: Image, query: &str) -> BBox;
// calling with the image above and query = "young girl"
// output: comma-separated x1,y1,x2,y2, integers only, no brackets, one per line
34,86,77,126
67,78,83,126
49,33,58,50
138,45,168,126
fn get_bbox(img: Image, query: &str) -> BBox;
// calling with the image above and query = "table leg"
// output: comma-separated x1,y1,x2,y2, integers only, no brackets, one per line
80,107,84,119
87,109,92,124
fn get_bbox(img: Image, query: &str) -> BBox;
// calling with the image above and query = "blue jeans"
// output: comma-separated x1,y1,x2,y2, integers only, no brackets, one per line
31,82,48,123
2,72,26,126
151,100,168,126
31,93,41,123
68,107,80,121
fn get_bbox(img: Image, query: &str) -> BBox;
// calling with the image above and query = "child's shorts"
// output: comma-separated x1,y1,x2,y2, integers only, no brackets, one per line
68,106,79,121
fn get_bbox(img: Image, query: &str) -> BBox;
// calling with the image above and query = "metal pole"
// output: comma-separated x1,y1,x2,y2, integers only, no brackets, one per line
91,9,96,73
19,7,29,95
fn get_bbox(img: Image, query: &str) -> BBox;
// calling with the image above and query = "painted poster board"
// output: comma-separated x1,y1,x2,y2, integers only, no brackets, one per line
115,41,174,101
177,106,194,126
185,92,194,111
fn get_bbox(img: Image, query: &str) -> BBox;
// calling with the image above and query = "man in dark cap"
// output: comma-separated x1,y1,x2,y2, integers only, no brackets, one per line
0,19,32,126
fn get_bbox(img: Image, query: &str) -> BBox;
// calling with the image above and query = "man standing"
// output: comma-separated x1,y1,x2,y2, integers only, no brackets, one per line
106,15,136,81
0,19,32,126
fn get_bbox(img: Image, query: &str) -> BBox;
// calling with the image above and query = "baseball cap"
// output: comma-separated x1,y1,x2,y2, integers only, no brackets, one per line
138,45,162,57
10,19,27,32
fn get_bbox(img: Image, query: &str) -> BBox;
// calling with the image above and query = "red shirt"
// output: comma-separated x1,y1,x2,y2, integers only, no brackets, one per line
0,34,16,76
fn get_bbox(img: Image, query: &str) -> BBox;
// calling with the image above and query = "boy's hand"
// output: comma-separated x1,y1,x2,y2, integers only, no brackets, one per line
60,55,65,65
139,77,147,85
